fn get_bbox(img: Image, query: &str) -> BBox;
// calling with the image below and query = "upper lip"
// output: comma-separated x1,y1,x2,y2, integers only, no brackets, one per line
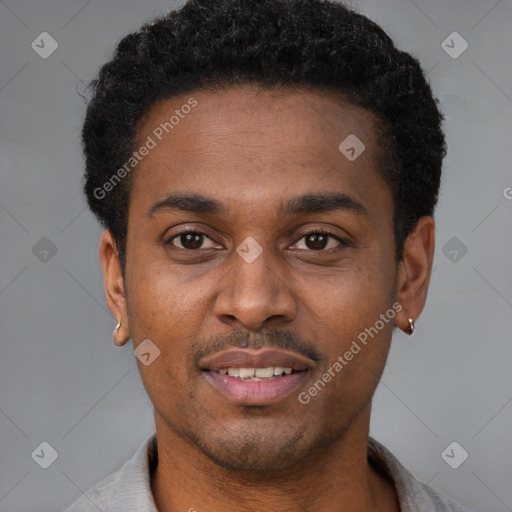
199,349,314,372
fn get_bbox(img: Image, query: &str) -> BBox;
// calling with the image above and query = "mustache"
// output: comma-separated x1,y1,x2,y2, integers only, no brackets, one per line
192,328,324,367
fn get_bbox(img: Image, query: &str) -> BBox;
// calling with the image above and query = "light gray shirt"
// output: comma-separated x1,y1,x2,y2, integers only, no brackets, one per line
64,433,473,512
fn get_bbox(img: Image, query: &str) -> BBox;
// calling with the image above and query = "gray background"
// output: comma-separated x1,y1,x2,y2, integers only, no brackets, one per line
1,0,511,511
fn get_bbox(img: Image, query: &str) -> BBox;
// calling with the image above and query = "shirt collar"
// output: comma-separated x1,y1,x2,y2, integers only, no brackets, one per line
114,432,159,511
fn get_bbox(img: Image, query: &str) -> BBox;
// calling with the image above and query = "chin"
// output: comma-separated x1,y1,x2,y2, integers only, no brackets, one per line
188,419,320,472
200,439,310,472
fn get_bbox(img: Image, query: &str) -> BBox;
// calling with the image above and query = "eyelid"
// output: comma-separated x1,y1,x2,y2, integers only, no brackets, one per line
292,222,353,241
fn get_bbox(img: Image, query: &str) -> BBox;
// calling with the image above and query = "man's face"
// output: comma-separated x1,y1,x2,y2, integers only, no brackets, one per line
123,86,398,471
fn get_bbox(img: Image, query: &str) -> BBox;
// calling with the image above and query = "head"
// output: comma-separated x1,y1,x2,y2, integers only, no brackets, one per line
85,0,446,472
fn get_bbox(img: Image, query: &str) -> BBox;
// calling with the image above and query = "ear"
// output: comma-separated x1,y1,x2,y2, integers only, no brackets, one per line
395,216,435,334
99,230,130,346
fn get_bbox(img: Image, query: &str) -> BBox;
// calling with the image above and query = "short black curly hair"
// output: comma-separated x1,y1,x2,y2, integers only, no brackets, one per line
83,0,446,271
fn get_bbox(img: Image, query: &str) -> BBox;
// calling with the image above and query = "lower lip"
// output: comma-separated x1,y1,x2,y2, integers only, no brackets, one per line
203,370,308,405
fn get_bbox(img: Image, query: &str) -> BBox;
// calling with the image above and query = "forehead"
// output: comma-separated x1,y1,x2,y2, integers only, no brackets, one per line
130,86,391,221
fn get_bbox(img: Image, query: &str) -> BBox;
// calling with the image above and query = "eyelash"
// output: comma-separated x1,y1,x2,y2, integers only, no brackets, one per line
165,228,350,252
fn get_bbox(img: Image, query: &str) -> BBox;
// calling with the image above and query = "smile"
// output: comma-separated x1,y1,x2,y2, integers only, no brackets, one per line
199,349,313,405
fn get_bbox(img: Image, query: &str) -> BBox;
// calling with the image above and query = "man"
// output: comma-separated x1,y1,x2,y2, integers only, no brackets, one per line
65,0,473,510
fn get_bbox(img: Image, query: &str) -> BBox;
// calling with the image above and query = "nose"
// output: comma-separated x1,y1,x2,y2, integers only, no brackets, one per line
213,244,297,331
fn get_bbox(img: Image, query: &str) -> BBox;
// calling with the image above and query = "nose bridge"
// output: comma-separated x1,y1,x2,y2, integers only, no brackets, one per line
235,243,277,295
214,240,296,328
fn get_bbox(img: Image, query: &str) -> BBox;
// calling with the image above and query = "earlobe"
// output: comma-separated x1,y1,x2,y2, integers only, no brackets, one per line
112,319,130,346
394,216,435,335
99,230,131,346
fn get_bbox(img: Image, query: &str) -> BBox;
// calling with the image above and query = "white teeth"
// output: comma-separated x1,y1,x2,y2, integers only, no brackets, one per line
239,368,255,378
255,367,274,378
227,368,240,377
218,366,294,379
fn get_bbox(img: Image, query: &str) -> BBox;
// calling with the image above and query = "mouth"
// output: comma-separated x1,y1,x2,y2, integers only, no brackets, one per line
199,349,313,405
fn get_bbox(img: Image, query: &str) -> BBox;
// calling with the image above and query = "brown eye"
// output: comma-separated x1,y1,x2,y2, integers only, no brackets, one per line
178,232,204,250
291,231,347,252
305,233,329,250
167,230,219,251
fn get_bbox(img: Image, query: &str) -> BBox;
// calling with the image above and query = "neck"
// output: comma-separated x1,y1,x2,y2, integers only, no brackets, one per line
150,406,399,512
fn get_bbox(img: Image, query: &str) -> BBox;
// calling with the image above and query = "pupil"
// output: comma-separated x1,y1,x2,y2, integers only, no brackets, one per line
182,233,203,249
306,233,327,250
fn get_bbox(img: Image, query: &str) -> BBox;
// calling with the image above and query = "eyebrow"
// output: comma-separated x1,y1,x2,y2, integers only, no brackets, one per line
147,192,368,219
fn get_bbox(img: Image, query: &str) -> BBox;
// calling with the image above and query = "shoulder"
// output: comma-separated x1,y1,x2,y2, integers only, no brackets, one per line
63,433,158,512
412,479,475,512
64,470,120,512
368,437,475,512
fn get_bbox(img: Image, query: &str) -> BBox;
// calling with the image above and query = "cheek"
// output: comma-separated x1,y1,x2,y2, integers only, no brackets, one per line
126,266,200,402
302,258,396,374
127,252,188,320
125,252,214,373
302,258,393,321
